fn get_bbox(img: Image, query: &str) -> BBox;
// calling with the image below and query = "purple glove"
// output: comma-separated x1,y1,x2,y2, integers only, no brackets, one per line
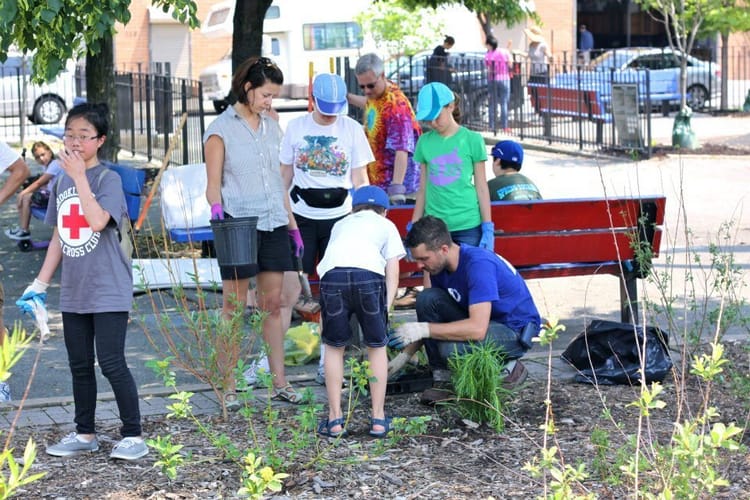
386,183,406,205
288,229,304,258
210,203,224,220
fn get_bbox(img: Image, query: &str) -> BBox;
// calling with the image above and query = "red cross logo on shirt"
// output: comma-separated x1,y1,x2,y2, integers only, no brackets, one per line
61,204,89,239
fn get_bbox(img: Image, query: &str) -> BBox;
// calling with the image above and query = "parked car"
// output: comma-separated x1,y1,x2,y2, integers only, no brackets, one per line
386,50,487,98
0,55,78,124
551,47,720,111
199,55,232,113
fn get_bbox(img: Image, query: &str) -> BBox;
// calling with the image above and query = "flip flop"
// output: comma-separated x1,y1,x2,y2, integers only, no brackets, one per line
271,383,304,404
317,417,348,438
369,416,393,438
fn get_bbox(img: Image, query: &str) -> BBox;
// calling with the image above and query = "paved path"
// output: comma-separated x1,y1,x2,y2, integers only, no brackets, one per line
1,112,749,429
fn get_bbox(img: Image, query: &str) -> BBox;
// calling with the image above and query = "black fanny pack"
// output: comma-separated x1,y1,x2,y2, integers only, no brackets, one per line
291,186,348,209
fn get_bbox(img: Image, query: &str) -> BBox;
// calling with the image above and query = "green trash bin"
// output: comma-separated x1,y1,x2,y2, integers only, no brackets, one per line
672,108,697,150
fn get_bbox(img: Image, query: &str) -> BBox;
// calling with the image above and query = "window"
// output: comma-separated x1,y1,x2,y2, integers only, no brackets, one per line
303,22,362,51
265,6,280,19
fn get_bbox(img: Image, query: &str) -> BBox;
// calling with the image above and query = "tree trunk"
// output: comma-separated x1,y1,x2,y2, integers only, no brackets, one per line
720,32,729,110
85,33,118,162
229,0,273,103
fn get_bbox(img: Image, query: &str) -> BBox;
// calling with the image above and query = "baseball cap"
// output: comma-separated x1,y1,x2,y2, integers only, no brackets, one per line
491,140,524,165
312,73,348,116
415,82,455,121
352,186,389,210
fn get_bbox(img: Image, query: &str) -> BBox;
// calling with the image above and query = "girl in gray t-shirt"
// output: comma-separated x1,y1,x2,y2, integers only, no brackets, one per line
20,102,147,461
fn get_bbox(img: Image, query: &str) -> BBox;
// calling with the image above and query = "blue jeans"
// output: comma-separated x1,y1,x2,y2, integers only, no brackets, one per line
320,267,388,348
62,312,142,437
415,288,526,370
451,226,481,247
488,79,510,131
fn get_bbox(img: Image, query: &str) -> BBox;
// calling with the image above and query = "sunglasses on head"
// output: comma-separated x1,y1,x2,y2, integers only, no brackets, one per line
252,57,275,69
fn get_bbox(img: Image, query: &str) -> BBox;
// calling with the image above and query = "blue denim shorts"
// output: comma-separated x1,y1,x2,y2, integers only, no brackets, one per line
450,225,481,246
320,267,388,348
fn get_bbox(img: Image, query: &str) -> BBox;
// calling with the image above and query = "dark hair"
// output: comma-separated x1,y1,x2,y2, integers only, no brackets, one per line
66,102,109,137
232,56,284,105
486,37,498,50
451,92,462,123
500,160,522,171
353,204,386,215
444,35,455,46
405,215,452,251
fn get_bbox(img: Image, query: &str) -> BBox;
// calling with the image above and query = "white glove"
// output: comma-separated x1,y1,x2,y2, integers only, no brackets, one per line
388,352,411,378
23,278,49,296
388,322,430,349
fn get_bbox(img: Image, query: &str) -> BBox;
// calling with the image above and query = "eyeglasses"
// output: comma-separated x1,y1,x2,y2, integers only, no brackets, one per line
63,134,101,142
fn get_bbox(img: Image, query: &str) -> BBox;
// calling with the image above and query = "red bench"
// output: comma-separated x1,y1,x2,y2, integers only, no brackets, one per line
308,196,665,324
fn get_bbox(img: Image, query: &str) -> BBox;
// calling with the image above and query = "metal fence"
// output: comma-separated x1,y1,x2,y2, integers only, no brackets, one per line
0,68,205,167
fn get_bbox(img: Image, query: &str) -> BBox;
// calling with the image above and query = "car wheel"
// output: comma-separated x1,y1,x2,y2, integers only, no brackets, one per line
32,95,66,124
213,99,228,114
686,84,708,111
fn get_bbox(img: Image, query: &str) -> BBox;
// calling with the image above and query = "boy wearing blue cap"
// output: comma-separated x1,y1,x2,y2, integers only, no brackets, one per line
488,140,542,201
315,186,405,439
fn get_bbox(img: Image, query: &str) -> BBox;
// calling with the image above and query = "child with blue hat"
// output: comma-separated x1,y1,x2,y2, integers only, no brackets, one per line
488,140,542,201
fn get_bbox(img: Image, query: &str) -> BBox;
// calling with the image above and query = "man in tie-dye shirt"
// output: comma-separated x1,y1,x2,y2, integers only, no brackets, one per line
348,53,421,205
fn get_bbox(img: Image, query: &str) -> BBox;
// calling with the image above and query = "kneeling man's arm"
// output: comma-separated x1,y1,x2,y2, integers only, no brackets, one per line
428,301,491,342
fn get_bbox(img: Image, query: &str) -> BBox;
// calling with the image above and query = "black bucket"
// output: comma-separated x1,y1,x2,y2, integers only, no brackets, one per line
209,216,259,268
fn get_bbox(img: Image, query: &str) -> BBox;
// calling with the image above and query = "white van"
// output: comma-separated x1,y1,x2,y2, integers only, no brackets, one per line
0,55,77,124
199,0,374,112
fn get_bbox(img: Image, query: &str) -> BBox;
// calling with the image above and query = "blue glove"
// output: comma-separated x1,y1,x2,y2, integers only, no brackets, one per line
17,279,49,314
479,222,495,251
406,221,414,233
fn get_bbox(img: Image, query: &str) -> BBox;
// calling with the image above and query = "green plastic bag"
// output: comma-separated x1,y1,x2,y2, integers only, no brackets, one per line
284,322,321,366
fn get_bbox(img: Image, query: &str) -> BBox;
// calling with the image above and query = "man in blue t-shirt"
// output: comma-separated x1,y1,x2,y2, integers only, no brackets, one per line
388,215,541,405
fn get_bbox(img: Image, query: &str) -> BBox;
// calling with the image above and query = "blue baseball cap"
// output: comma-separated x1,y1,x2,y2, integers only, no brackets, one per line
352,186,389,210
491,140,524,166
312,73,348,116
415,82,455,121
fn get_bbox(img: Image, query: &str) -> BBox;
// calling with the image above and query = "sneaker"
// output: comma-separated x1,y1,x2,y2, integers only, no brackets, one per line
501,360,528,390
46,432,99,457
420,381,455,406
242,355,270,387
110,437,148,460
0,381,10,402
393,287,419,310
5,227,31,240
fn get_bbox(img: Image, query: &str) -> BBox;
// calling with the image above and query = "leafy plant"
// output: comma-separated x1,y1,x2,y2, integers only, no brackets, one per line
448,341,512,432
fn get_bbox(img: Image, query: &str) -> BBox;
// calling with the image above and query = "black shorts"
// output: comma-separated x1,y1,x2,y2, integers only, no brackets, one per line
218,225,295,280
295,213,347,275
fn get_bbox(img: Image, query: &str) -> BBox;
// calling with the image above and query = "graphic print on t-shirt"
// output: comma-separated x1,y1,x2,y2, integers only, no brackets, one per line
56,188,101,258
428,147,461,186
296,135,349,176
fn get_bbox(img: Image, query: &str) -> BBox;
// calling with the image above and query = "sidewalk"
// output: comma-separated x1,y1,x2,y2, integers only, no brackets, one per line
2,112,749,430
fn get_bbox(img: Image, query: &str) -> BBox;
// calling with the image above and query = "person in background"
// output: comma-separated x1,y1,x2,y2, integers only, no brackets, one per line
20,102,148,459
281,72,374,386
5,141,62,241
426,35,455,85
348,53,421,205
484,37,513,134
524,26,551,85
205,56,302,407
487,140,542,201
316,186,404,439
387,216,541,405
0,141,30,402
578,24,594,68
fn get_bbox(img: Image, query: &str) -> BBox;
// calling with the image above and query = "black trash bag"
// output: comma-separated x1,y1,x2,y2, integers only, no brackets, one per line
560,320,673,385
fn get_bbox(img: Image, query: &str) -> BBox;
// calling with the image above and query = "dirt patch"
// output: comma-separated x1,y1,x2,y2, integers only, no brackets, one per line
5,341,750,499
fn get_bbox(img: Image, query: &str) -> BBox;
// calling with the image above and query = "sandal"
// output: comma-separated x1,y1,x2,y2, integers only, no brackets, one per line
271,384,304,405
369,416,393,438
317,417,348,438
